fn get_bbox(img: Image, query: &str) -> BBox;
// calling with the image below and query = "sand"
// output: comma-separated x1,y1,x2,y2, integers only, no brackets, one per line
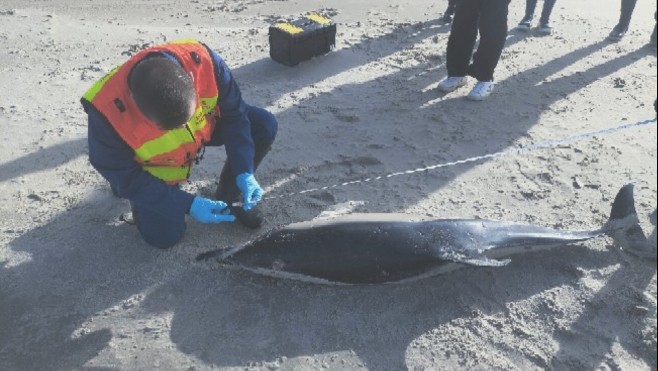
1,0,656,370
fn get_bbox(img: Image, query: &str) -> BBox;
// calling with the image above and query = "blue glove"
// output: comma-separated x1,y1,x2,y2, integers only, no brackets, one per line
189,197,236,223
236,172,263,210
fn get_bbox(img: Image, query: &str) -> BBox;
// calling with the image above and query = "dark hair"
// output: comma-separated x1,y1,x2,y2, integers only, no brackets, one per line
129,56,196,130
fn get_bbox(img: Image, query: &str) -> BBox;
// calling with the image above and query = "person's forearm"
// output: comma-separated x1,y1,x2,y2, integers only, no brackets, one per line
87,108,195,215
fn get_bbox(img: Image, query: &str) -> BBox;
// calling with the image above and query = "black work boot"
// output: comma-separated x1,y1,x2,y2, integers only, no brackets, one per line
214,144,271,229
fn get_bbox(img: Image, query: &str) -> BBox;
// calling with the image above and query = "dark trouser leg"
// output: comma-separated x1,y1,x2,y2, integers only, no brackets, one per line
468,0,510,82
446,0,459,16
524,0,538,20
216,143,271,202
216,162,240,202
131,201,186,249
220,143,271,229
214,105,277,224
215,105,277,200
615,0,638,31
446,0,481,77
649,13,658,48
539,0,557,25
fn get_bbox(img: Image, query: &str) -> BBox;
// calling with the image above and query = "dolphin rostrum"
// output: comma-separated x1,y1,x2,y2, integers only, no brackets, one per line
197,184,651,284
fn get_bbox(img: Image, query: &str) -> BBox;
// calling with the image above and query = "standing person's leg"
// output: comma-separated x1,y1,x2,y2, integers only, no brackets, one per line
441,0,460,23
539,0,557,30
539,0,557,25
446,0,480,77
608,0,638,41
466,0,510,100
518,0,538,30
617,0,638,31
469,0,510,82
447,0,459,15
438,0,480,92
649,13,658,49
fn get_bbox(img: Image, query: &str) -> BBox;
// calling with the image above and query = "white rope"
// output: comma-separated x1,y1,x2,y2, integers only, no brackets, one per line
263,118,657,200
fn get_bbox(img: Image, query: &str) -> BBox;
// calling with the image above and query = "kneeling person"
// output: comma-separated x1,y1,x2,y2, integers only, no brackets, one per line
82,39,278,249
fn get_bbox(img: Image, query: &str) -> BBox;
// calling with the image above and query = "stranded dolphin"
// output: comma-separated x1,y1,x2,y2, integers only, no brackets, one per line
197,184,651,284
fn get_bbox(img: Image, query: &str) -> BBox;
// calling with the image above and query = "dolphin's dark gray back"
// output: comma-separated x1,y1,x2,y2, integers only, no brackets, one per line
224,218,453,284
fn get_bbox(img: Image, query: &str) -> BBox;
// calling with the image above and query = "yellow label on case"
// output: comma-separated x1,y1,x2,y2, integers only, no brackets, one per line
274,22,304,34
305,12,331,25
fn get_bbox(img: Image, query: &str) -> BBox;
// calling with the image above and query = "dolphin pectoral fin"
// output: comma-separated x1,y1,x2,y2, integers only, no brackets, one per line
315,201,367,220
437,250,511,267
460,257,511,267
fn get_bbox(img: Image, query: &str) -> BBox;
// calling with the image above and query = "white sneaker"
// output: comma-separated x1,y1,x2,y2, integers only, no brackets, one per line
538,23,552,35
467,81,495,101
437,76,467,93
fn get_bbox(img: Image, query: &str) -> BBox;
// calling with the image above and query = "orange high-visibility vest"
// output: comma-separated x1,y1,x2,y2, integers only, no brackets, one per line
81,39,220,184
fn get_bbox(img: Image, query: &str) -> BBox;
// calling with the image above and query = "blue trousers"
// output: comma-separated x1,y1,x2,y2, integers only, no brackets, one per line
133,105,278,249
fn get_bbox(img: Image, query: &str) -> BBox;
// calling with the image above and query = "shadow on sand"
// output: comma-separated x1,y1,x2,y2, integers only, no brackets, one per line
2,18,656,371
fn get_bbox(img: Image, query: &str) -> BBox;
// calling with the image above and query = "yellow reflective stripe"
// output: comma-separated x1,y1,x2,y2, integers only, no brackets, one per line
185,106,207,133
274,22,304,35
83,65,121,102
135,127,194,160
123,97,215,161
134,103,212,161
143,165,190,182
306,12,331,25
200,95,218,115
169,39,198,45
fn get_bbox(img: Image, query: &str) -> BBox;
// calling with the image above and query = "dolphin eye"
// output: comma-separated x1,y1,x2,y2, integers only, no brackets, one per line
272,259,286,270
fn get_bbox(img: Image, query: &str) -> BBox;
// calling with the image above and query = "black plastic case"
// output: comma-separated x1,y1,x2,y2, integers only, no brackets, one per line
269,12,337,66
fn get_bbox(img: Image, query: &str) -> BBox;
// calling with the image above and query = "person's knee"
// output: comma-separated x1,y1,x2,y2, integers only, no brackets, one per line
135,215,187,249
258,112,278,144
249,107,278,145
142,232,184,249
267,113,278,141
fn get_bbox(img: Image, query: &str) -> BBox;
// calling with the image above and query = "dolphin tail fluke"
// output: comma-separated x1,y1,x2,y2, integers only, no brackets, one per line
606,184,655,259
